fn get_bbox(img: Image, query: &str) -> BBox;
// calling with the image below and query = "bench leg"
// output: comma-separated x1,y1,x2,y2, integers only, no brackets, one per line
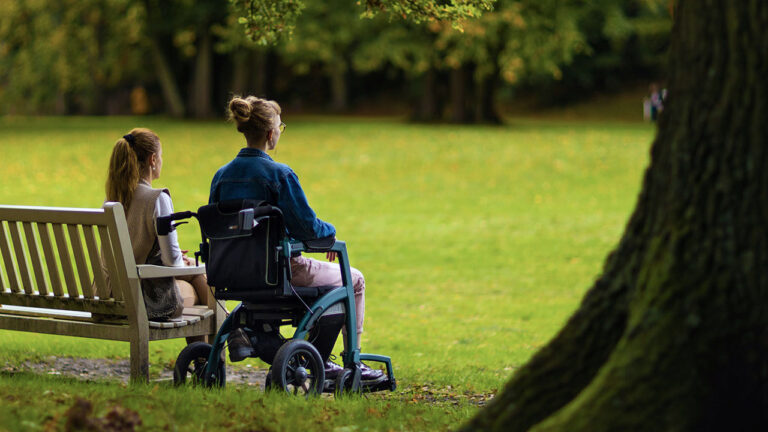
130,335,149,382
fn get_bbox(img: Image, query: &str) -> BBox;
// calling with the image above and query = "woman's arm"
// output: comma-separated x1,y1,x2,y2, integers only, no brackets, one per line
279,170,336,241
154,191,185,267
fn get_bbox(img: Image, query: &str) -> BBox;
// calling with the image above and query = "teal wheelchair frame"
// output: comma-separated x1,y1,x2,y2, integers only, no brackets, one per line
159,202,396,396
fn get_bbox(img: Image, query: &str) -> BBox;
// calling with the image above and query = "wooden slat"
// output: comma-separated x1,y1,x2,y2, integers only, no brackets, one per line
67,224,94,298
136,264,206,279
0,259,6,292
103,206,134,305
98,225,122,301
0,314,131,341
0,292,126,314
0,205,108,226
23,222,49,295
83,226,108,299
0,221,21,293
0,305,94,322
8,221,34,294
148,317,217,341
38,223,65,297
51,224,80,298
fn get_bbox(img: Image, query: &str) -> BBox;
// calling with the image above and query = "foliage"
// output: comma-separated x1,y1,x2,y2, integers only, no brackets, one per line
232,0,494,45
0,0,146,114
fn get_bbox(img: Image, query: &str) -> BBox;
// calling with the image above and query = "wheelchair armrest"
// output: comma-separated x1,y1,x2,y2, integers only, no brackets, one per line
302,236,336,252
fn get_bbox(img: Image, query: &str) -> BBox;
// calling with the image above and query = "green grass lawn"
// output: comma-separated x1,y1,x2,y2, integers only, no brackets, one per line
0,113,654,431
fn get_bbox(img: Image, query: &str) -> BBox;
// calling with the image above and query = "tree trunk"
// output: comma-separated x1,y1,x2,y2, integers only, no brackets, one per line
191,27,213,118
475,70,501,124
329,61,349,112
413,67,441,122
462,1,768,431
450,64,472,123
253,50,268,96
231,51,248,95
148,39,185,117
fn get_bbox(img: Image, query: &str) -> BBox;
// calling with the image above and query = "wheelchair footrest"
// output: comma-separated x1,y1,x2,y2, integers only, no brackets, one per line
323,376,396,393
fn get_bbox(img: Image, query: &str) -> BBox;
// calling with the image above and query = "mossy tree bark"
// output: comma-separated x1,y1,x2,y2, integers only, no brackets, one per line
462,1,768,430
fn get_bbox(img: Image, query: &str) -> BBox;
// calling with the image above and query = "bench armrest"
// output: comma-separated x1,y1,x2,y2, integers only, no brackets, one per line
136,264,206,279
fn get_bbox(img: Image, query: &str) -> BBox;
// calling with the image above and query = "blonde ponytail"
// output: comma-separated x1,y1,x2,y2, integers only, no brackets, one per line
105,128,160,210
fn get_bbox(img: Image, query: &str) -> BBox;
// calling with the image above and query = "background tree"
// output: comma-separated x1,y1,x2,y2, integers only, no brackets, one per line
143,0,228,118
461,0,768,430
0,0,146,114
280,0,372,112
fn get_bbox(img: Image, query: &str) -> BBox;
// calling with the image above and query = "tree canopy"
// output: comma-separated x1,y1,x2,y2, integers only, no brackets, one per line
0,0,670,117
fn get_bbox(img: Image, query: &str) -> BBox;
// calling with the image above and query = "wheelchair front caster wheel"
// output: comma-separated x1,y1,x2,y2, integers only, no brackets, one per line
173,342,226,387
264,367,278,391
271,340,325,396
334,367,362,397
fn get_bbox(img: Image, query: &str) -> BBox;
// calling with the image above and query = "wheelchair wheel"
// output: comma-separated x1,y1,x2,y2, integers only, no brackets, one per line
271,340,325,396
174,342,226,387
334,367,362,398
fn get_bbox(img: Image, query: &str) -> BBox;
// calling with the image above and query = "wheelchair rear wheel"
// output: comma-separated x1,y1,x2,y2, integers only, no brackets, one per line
271,340,325,396
174,342,226,387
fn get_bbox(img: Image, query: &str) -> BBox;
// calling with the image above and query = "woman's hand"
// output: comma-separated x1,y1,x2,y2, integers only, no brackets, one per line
326,252,337,262
182,253,196,266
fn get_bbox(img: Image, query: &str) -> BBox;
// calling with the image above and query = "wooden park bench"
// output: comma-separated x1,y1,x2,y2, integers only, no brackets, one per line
0,202,224,381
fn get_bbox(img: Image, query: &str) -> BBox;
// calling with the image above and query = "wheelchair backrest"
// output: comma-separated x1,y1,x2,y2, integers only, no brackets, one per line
197,200,286,296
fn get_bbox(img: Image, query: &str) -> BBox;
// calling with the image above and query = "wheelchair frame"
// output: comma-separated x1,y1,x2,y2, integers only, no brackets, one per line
159,205,396,395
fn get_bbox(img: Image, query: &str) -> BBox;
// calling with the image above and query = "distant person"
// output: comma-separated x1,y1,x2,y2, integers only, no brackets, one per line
105,128,210,341
648,83,666,122
209,95,384,383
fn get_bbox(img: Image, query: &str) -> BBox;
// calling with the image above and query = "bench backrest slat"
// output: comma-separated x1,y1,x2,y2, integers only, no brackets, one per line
104,211,133,304
0,222,21,293
67,224,94,299
97,225,124,301
83,226,107,298
51,223,80,298
0,259,5,292
9,221,35,294
22,222,50,296
37,223,65,297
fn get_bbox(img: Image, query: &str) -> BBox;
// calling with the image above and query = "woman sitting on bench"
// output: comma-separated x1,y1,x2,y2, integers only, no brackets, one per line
209,96,383,382
105,128,210,340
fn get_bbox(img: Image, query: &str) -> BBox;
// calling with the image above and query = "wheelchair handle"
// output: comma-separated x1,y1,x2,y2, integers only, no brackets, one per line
156,211,197,236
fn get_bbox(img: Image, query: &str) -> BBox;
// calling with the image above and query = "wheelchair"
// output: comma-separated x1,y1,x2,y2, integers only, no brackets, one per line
157,199,396,396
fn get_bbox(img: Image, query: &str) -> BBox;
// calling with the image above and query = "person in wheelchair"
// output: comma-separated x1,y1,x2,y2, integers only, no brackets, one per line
208,95,383,383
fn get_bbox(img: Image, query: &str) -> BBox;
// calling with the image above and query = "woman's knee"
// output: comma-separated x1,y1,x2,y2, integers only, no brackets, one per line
175,279,198,307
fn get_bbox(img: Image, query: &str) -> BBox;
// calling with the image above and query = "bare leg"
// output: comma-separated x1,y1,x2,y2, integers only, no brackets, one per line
175,279,206,344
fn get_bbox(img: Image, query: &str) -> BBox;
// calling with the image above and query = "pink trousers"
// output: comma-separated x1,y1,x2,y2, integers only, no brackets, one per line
290,256,365,348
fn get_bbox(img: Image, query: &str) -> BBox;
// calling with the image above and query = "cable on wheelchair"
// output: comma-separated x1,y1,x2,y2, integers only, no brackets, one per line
289,284,313,315
209,285,229,317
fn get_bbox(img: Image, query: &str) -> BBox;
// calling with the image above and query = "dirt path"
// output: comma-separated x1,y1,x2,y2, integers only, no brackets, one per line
2,356,268,386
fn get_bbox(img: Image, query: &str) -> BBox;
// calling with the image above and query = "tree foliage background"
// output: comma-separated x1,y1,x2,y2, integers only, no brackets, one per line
0,0,671,119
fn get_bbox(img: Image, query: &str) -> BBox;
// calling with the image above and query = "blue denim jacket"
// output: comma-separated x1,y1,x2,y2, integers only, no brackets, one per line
209,148,336,241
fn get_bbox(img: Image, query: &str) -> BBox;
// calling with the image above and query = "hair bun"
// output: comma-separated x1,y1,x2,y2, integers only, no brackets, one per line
229,98,252,123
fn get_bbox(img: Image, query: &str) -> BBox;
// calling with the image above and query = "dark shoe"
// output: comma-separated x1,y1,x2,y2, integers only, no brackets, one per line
360,362,385,382
324,358,344,380
228,328,253,362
